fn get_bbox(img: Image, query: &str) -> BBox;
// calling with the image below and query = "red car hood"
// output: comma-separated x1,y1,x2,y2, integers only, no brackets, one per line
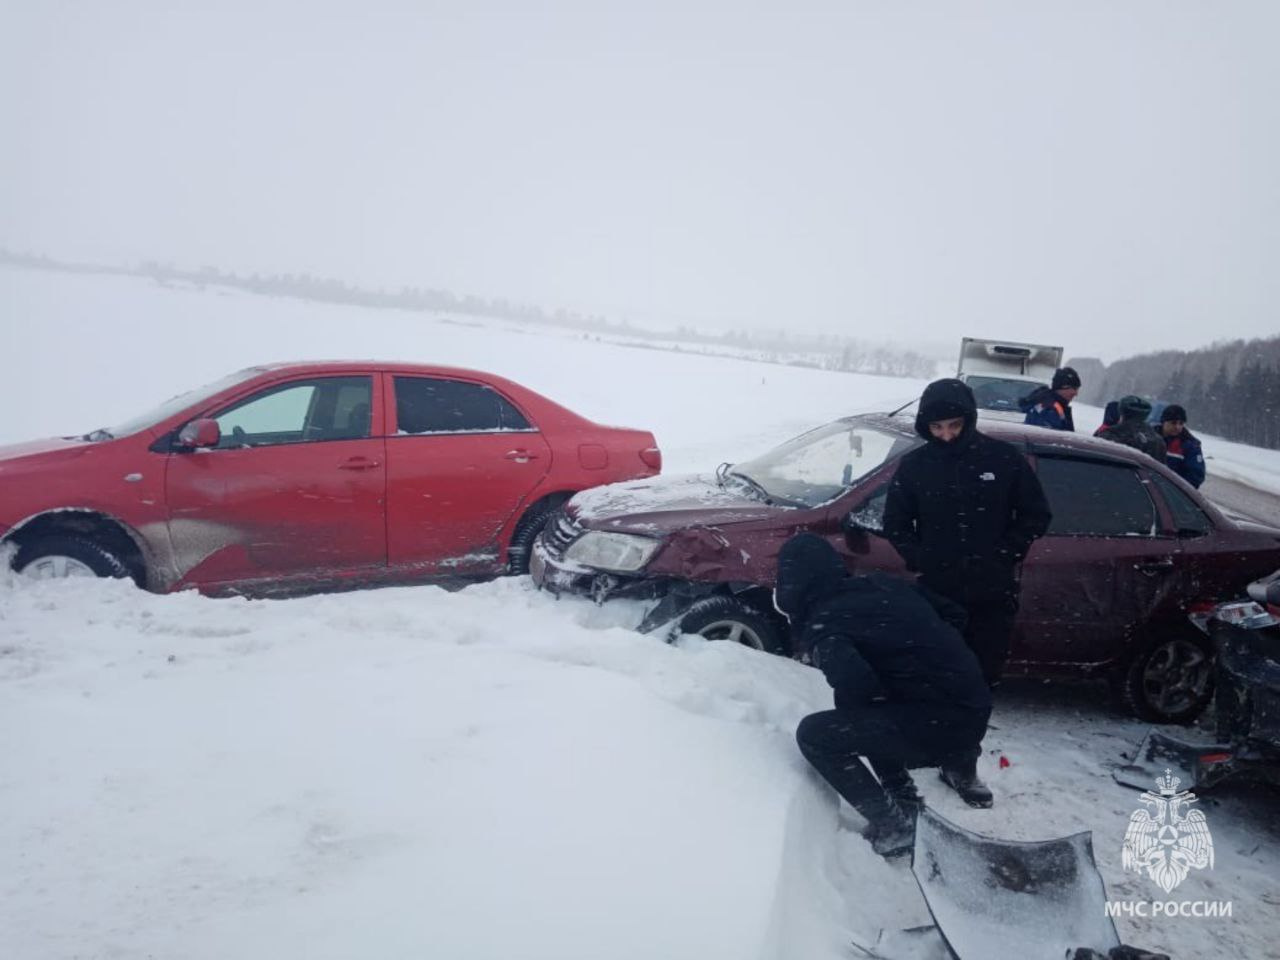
567,474,787,536
0,436,92,467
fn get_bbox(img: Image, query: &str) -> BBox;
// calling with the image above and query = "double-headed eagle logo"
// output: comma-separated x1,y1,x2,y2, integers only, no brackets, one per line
1122,769,1215,893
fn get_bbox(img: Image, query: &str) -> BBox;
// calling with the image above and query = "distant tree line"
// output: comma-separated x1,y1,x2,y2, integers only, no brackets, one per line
1068,335,1280,450
1,248,938,380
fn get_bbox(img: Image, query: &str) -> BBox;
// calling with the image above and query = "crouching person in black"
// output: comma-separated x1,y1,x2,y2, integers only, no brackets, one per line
778,533,992,860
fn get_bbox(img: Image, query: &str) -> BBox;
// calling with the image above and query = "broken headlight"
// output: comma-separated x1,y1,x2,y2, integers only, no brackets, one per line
564,531,660,573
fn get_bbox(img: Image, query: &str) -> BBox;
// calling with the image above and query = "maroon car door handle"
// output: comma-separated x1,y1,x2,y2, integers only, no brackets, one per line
338,456,381,470
1136,558,1175,574
504,449,540,462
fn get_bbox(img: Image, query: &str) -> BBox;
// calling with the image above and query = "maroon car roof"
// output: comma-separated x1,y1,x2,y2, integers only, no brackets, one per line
869,411,1159,469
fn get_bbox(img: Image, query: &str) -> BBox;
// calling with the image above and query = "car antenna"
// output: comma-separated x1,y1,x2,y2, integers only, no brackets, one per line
888,396,920,417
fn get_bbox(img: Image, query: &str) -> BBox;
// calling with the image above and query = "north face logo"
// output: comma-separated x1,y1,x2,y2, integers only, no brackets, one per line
979,472,996,481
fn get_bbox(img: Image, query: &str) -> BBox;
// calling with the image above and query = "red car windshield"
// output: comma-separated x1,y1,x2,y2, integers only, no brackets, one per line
99,368,266,440
729,420,920,507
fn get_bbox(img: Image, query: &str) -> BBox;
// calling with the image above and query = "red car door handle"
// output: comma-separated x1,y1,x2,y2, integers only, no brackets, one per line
504,449,540,462
338,457,381,470
1136,559,1175,573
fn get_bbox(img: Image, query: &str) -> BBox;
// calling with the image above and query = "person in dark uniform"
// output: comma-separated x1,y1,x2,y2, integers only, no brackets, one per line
1097,395,1167,464
883,378,1051,806
779,533,992,859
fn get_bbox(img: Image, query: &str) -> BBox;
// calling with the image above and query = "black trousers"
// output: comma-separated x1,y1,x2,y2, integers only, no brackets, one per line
962,602,1019,687
921,572,1020,687
796,705,985,820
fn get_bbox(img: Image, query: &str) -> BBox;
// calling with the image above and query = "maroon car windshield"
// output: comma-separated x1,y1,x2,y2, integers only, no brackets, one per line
729,419,921,507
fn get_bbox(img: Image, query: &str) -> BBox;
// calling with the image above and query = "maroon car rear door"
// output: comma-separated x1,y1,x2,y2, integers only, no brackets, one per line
383,374,551,574
1015,455,1180,671
164,375,387,587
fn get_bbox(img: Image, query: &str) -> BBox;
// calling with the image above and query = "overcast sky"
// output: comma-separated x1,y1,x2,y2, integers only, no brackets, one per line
3,1,1278,361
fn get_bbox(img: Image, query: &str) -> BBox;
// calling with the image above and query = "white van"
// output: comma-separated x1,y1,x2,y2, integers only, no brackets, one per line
956,337,1064,422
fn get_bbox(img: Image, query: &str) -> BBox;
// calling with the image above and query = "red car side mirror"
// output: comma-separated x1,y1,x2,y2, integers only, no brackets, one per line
177,418,221,449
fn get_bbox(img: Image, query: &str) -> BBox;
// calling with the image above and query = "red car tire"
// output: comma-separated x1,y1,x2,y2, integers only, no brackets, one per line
14,534,133,582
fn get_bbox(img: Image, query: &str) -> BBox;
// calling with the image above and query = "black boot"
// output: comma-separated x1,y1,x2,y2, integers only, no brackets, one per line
878,769,923,814
939,760,993,808
863,800,916,860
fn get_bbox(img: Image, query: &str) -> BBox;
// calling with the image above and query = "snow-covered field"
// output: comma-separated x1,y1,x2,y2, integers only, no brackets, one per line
2,265,1279,960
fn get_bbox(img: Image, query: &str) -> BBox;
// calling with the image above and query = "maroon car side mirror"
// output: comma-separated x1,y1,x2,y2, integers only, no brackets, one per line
177,418,221,449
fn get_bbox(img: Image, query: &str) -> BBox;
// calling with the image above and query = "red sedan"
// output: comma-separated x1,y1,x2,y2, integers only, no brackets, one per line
1,362,660,595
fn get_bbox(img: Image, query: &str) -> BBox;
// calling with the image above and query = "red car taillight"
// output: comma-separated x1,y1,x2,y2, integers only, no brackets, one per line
639,447,662,470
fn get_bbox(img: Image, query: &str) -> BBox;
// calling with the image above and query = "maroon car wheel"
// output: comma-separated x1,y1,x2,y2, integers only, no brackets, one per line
678,596,788,655
1121,633,1216,725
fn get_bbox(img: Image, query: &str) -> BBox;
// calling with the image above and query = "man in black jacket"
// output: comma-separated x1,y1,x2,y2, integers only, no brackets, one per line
883,378,1051,806
779,533,992,859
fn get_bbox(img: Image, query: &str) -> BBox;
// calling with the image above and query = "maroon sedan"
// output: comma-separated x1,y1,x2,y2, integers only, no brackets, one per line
1,362,660,596
531,413,1280,723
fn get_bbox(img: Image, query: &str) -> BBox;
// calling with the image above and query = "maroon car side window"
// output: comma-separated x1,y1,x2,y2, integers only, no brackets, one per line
1148,471,1212,536
1036,457,1157,537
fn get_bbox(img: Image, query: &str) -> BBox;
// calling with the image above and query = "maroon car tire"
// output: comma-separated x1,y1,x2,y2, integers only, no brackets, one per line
1119,632,1215,725
678,596,788,655
14,534,132,582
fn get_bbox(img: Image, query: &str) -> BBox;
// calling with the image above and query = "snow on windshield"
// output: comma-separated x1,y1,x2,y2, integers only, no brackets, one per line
732,420,920,507
104,368,264,438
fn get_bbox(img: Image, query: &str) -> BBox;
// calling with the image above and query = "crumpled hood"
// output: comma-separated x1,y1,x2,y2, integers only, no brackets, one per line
567,473,785,536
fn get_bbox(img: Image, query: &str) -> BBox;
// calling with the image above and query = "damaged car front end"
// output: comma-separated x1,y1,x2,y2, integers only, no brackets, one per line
531,416,924,654
530,478,796,644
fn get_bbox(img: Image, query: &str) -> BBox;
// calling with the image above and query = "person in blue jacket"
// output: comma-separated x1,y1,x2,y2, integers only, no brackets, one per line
1021,367,1080,431
1158,404,1206,488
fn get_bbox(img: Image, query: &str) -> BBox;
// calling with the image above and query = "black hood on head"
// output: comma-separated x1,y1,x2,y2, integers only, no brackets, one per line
773,533,847,623
914,378,978,443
